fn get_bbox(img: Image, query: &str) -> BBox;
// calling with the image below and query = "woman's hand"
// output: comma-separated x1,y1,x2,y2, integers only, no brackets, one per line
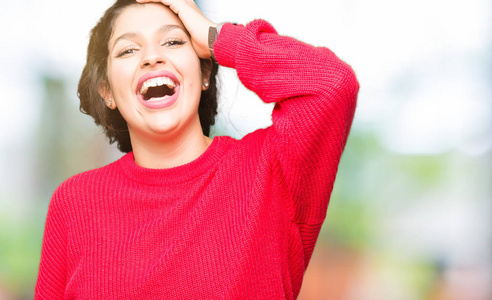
136,0,216,58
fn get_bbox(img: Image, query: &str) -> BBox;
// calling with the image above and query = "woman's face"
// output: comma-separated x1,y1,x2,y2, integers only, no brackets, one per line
105,3,206,143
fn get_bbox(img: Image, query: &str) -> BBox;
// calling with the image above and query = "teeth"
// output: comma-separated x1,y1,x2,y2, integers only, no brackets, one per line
140,76,176,95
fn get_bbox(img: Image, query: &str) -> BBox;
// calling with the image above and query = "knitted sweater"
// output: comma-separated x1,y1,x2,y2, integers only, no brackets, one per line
35,20,359,299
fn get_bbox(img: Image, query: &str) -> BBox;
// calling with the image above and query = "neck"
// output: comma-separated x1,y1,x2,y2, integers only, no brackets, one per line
129,126,213,169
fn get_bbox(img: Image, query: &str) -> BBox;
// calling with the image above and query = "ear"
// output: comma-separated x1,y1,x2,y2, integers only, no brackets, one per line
200,58,213,91
98,80,116,109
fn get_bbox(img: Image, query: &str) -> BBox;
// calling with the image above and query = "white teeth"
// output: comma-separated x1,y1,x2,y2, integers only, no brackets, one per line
140,76,176,95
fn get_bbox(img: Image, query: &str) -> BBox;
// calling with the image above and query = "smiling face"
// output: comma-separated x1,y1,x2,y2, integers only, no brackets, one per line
104,3,208,144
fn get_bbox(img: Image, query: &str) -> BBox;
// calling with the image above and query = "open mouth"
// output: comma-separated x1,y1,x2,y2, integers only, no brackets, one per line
139,76,177,101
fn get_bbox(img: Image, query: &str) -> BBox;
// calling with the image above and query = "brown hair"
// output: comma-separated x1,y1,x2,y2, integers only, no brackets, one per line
78,0,218,153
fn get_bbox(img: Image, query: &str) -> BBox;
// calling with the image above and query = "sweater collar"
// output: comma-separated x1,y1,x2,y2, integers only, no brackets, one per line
117,136,232,185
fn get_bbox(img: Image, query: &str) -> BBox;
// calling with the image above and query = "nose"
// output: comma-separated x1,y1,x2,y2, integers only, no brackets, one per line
140,46,166,68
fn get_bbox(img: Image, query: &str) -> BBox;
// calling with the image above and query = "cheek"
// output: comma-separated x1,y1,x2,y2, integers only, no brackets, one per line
172,51,203,85
107,59,137,97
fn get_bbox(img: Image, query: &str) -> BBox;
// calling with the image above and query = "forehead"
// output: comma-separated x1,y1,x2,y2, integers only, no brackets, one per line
111,3,183,39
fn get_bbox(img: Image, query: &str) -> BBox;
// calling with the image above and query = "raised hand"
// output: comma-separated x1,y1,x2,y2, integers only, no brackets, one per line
136,0,216,58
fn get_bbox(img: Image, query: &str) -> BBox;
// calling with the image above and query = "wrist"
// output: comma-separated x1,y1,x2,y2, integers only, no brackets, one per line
210,22,245,69
208,22,227,62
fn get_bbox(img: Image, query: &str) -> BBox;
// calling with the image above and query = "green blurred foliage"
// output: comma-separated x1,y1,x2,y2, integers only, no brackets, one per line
0,208,44,298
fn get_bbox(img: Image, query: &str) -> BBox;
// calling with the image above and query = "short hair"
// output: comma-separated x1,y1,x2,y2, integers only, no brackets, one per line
78,0,218,153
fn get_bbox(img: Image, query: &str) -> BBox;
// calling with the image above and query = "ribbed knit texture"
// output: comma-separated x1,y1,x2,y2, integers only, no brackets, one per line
35,20,359,299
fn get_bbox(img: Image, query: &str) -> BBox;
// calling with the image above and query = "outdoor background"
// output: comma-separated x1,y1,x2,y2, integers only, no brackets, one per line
0,0,491,299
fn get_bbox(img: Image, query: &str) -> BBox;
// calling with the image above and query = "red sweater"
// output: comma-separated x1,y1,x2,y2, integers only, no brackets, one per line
36,20,358,299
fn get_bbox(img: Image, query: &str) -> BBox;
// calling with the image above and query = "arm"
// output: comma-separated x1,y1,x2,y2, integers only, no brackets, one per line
215,21,359,224
136,0,359,223
35,190,68,299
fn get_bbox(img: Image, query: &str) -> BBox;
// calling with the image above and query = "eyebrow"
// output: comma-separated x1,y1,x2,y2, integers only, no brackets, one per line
110,24,188,51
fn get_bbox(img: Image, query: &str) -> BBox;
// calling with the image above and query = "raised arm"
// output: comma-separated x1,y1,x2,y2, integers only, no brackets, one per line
215,21,359,224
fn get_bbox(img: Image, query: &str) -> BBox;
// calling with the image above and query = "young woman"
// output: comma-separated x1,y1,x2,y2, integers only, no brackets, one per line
35,0,359,298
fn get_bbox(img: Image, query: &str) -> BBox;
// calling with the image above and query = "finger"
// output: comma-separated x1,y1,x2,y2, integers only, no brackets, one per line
135,0,189,17
135,0,175,8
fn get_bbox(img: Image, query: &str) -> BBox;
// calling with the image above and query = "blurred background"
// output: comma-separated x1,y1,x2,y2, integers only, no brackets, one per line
1,0,491,299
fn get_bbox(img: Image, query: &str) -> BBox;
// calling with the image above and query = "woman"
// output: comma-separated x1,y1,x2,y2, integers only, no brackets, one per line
35,0,359,298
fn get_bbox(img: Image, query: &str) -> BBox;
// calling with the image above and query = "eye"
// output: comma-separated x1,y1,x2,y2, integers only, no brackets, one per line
115,46,139,58
163,38,186,47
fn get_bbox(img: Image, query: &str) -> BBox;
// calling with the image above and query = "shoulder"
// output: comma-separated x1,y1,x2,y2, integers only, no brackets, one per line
218,128,270,156
51,154,125,203
212,128,277,172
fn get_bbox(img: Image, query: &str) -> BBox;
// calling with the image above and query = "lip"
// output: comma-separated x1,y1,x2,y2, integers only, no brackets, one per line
136,70,180,110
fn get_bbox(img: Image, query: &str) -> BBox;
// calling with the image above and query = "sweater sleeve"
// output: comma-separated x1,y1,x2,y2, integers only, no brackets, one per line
214,20,359,224
35,188,68,299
